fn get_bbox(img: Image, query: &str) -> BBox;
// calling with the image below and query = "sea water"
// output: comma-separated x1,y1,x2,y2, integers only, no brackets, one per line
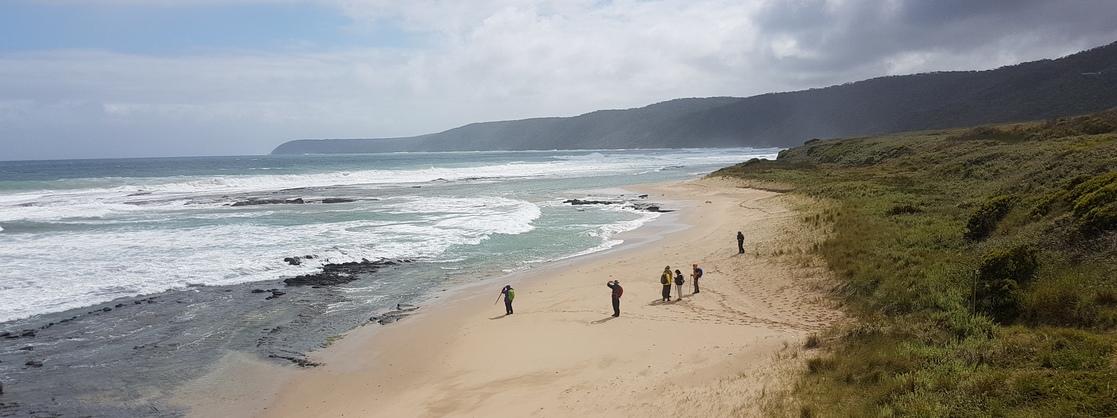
0,148,776,323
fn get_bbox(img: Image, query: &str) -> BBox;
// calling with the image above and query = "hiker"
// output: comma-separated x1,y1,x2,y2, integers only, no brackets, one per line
660,266,673,302
691,264,704,294
607,280,623,317
737,231,745,254
673,269,685,300
500,285,515,315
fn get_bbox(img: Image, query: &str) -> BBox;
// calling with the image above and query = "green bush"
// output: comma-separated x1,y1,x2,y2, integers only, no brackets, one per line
1067,172,1117,234
886,204,922,216
975,245,1039,323
964,196,1016,240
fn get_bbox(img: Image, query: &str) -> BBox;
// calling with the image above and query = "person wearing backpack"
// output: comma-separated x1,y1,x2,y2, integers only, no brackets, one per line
691,264,704,294
660,266,673,302
607,280,623,317
500,285,515,315
673,269,685,301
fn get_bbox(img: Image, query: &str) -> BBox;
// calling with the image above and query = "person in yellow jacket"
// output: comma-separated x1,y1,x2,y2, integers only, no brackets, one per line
660,266,672,302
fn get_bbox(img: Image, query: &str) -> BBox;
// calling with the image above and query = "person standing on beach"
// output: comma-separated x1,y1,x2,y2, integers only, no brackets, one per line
673,269,685,301
691,264,704,294
500,285,515,315
660,266,673,302
607,280,623,317
737,231,745,254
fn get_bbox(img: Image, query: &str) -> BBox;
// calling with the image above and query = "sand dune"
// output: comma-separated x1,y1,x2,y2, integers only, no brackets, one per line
182,177,842,417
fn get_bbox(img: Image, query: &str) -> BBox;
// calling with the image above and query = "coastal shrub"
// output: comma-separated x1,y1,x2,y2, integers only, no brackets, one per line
1067,172,1117,234
974,245,1038,323
964,196,1016,241
886,204,922,216
1095,288,1117,306
806,357,835,374
950,126,1029,142
804,334,821,349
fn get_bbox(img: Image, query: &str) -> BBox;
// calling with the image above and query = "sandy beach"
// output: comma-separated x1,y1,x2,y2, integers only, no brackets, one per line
179,177,842,417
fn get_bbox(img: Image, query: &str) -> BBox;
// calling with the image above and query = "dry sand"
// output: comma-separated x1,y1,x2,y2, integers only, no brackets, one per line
181,178,842,417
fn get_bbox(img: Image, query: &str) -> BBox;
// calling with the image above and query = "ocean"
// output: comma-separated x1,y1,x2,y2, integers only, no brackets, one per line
0,148,776,323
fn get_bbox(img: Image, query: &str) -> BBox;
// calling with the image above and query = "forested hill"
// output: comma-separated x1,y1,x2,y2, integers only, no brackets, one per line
272,41,1117,154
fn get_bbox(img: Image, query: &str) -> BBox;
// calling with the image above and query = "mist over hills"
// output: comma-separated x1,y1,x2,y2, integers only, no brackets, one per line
273,41,1117,154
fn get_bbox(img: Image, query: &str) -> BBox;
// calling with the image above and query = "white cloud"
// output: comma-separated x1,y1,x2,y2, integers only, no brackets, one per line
4,0,1117,159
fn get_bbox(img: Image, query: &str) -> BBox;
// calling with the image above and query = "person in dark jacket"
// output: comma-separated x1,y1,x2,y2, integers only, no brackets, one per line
660,266,672,302
673,269,685,301
691,264,704,294
500,285,515,315
737,231,745,254
607,280,623,317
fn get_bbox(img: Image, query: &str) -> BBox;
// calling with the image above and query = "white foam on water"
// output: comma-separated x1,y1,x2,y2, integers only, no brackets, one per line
0,148,775,223
0,195,541,322
0,148,777,322
527,204,662,264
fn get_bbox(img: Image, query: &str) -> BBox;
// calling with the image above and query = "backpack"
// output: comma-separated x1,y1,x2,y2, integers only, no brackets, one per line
674,273,684,285
660,273,669,285
695,268,703,279
614,285,623,298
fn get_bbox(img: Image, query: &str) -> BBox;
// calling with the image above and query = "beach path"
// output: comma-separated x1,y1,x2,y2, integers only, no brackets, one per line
186,178,842,417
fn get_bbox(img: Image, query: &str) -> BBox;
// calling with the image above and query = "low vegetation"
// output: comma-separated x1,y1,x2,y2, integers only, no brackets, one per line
714,109,1117,416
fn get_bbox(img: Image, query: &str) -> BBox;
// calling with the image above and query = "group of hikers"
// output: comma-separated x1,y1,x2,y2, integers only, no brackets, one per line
497,231,744,318
657,264,703,302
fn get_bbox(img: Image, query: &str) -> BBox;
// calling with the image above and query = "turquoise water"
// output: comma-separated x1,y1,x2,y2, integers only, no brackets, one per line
0,148,777,322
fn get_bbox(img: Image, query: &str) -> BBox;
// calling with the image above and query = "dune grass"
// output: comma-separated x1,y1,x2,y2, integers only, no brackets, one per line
714,110,1117,416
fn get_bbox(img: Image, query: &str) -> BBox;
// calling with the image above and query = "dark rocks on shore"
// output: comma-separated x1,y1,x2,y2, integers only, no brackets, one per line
320,198,356,204
564,199,620,206
627,203,673,213
0,272,423,417
267,353,320,368
283,255,317,266
230,198,305,207
369,303,420,325
564,198,671,212
283,259,402,287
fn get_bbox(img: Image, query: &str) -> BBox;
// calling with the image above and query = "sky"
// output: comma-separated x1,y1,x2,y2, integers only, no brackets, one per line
2,0,1116,160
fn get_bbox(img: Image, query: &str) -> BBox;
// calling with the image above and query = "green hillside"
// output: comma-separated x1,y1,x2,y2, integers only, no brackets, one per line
274,41,1117,154
714,110,1117,416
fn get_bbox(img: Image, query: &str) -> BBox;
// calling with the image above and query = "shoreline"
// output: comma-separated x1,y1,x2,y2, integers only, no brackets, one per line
0,183,684,417
180,177,842,417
